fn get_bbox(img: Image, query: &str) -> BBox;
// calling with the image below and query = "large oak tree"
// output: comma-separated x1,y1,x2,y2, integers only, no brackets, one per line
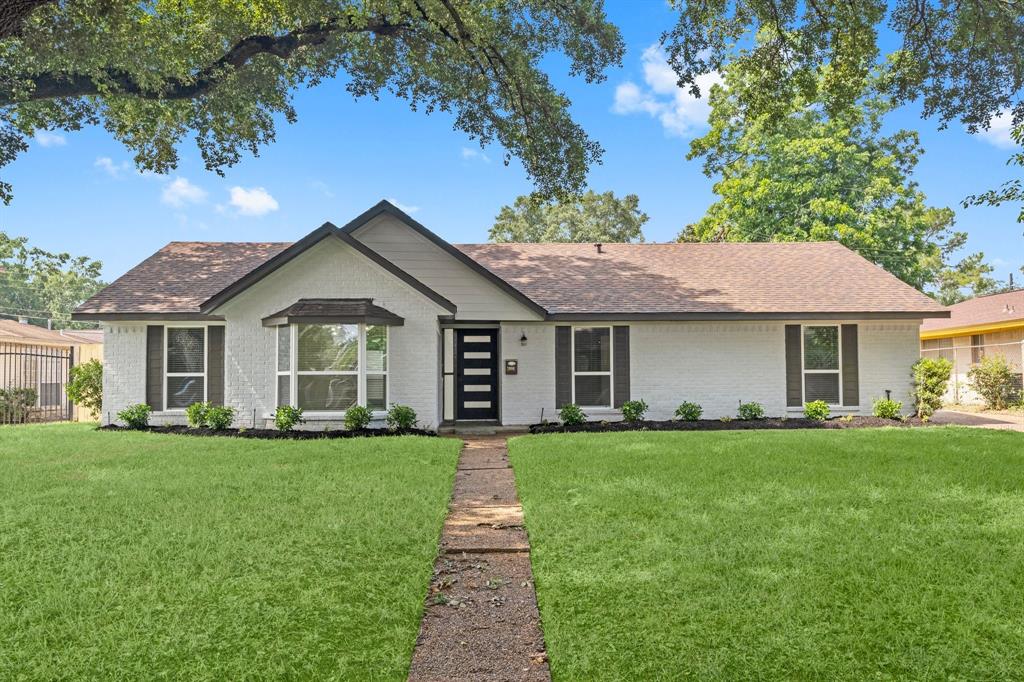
0,0,623,203
663,0,1024,222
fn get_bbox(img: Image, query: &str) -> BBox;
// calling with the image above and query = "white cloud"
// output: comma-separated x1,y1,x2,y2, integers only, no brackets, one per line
229,186,279,216
34,131,66,147
95,156,127,177
386,197,420,214
461,147,491,163
310,180,335,198
612,44,722,138
976,111,1019,149
161,177,208,207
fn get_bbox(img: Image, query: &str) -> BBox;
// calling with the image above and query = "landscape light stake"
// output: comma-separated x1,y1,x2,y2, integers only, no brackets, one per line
252,409,256,429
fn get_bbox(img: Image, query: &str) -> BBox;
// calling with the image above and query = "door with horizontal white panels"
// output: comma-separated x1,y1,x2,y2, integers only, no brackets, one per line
455,329,498,420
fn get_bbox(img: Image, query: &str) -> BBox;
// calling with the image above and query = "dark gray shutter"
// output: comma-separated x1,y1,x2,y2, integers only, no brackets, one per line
841,324,859,406
785,325,802,407
146,325,164,411
613,326,630,408
208,326,225,406
555,326,571,408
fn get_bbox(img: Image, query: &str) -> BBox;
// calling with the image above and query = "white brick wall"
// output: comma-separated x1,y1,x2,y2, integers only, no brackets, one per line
101,237,447,429
500,322,556,425
498,320,923,425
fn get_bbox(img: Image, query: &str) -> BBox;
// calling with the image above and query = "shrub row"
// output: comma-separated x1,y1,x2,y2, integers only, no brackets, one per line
115,402,417,432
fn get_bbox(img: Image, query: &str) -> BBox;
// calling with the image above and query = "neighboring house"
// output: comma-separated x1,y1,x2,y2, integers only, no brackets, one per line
920,290,1024,404
74,200,948,428
0,318,104,422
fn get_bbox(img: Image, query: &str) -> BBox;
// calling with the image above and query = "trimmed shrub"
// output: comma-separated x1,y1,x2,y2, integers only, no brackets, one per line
117,403,151,429
274,405,304,432
674,401,703,421
386,404,418,431
968,355,1019,410
65,359,103,419
559,403,586,426
185,401,211,428
344,405,373,431
205,405,235,430
872,398,903,420
912,357,952,418
620,399,648,423
803,400,830,421
737,401,765,420
0,388,37,423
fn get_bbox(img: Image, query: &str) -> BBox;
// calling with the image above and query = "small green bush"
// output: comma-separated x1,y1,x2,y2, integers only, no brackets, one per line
737,401,765,420
386,404,418,431
117,403,152,429
872,398,903,420
620,399,648,423
185,401,211,428
912,357,952,418
274,405,304,432
803,400,830,421
205,405,235,430
674,401,703,421
968,355,1019,410
559,403,586,426
65,359,103,419
344,405,373,430
0,388,37,423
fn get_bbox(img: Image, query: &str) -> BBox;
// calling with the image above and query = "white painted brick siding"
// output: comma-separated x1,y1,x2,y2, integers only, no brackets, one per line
101,237,446,429
498,320,923,425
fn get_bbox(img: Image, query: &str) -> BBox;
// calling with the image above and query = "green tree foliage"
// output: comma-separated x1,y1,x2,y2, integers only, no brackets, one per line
680,67,993,296
662,0,1024,219
65,358,103,420
490,190,647,243
912,357,952,418
968,355,1019,411
0,232,105,328
0,1,624,203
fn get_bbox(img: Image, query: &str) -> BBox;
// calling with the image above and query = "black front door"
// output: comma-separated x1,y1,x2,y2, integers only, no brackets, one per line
455,329,499,420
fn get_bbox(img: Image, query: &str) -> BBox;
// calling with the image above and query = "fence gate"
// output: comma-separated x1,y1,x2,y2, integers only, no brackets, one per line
0,343,74,424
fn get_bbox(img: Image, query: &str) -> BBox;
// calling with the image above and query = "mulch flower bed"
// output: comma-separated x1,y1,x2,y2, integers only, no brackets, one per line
99,425,436,439
529,416,931,435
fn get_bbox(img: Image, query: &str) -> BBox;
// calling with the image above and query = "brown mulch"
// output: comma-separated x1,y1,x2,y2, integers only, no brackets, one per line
98,424,435,439
408,436,550,682
529,415,932,435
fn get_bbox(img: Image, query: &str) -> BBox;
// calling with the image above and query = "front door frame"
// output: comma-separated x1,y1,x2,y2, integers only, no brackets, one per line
454,328,500,421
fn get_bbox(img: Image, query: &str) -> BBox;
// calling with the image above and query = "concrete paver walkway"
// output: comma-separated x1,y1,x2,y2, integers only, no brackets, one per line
408,436,550,682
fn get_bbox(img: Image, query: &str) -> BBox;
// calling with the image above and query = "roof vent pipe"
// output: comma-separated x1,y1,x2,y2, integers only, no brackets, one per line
595,243,603,254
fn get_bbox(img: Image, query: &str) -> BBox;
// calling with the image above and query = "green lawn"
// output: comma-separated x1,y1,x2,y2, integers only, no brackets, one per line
511,429,1024,680
0,424,460,681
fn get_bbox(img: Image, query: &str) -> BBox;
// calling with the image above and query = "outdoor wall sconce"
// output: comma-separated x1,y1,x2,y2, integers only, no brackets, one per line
520,330,528,346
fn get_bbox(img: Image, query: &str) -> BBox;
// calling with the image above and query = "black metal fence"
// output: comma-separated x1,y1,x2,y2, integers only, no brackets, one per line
0,342,74,424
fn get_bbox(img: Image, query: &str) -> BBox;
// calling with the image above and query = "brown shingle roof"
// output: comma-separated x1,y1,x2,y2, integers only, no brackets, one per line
920,289,1024,333
0,319,100,346
75,237,947,319
455,241,947,316
75,241,291,316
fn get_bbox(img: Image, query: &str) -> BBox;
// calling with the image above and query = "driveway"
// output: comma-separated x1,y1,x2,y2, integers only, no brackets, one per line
932,409,1024,432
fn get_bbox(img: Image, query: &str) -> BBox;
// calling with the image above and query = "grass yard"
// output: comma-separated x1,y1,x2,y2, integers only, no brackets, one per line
511,428,1024,680
0,424,461,681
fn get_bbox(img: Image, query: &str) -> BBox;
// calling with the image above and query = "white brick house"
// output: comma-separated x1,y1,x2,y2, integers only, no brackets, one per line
75,200,948,428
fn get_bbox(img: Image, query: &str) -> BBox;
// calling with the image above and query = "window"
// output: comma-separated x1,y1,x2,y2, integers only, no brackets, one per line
803,325,840,404
166,327,206,409
573,326,611,408
276,323,388,412
39,382,62,407
970,334,984,364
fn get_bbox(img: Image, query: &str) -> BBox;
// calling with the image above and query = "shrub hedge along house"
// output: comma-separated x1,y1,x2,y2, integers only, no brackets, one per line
74,201,949,428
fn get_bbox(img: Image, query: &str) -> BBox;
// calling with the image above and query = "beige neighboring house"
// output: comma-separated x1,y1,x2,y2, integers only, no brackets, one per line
920,290,1024,404
0,318,104,422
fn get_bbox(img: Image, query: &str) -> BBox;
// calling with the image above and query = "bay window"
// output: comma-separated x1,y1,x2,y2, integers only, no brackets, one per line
276,323,388,412
573,326,612,408
165,327,206,409
803,325,841,404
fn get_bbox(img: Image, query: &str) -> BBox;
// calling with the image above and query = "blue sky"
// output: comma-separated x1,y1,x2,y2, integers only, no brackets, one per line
3,1,1022,283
